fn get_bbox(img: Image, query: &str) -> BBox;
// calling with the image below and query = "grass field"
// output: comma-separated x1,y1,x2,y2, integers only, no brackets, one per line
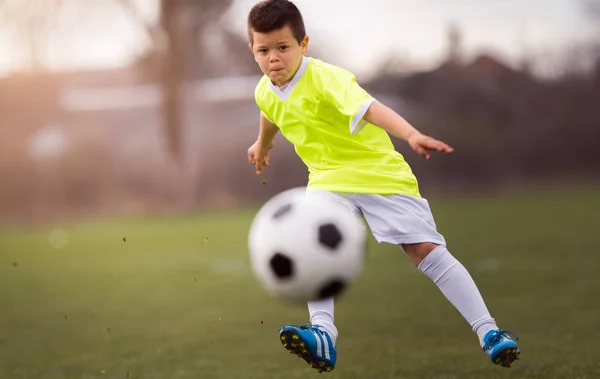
0,186,599,379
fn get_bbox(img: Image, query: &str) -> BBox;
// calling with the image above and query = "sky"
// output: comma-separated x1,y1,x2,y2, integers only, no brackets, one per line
0,0,596,78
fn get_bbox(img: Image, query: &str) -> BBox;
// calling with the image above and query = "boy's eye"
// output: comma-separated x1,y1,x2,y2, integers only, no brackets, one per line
258,49,268,54
278,46,289,51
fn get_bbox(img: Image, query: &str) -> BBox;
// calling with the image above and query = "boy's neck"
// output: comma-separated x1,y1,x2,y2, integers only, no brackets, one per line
273,56,306,88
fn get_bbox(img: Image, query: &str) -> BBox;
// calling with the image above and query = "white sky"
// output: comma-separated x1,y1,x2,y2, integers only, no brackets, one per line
0,0,596,78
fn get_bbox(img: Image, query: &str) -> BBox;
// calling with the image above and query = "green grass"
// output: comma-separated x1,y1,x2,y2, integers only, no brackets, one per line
1,187,599,379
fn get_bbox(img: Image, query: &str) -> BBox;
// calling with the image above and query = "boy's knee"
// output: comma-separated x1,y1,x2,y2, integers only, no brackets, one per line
401,242,440,266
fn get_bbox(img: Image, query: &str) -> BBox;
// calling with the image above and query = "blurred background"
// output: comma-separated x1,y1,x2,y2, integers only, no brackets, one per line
0,1,599,378
0,0,598,222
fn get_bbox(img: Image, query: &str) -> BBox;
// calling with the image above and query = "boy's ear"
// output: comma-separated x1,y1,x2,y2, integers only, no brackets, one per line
301,35,310,55
249,43,258,62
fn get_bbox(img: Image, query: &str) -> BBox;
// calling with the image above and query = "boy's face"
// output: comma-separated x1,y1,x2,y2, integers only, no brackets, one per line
250,25,308,87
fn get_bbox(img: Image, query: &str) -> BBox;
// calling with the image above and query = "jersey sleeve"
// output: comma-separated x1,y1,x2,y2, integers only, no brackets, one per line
254,78,275,124
320,70,376,135
260,111,274,124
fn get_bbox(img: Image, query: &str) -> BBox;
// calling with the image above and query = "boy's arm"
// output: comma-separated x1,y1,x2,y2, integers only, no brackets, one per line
257,113,279,148
364,101,419,140
364,101,454,160
248,113,279,175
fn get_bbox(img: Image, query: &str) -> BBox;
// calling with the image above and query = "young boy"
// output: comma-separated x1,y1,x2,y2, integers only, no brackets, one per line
246,0,520,373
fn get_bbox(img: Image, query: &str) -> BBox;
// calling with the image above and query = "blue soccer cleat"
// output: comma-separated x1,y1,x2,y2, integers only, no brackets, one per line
482,330,521,368
278,324,337,373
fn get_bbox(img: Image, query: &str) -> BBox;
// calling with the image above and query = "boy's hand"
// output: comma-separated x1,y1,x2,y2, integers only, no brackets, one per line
408,132,454,160
247,141,274,175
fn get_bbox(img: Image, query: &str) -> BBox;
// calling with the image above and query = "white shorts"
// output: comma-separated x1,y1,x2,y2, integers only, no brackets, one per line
306,190,446,246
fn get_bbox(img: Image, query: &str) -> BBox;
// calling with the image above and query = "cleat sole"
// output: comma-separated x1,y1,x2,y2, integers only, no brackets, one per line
493,347,521,368
279,329,334,373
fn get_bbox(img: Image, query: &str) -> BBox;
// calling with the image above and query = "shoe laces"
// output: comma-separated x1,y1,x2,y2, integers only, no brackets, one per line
298,323,325,335
483,330,519,351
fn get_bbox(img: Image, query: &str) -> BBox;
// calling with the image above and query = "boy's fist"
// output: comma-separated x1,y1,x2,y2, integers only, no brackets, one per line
247,141,273,175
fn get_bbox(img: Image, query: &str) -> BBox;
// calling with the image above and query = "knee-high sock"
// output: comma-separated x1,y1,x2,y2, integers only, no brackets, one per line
418,245,498,346
307,297,338,344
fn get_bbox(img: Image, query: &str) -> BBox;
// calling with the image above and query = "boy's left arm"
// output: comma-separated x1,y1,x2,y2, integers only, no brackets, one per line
364,101,454,160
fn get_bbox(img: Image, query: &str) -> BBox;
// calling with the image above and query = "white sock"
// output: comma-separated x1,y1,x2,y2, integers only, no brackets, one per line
418,245,498,347
307,297,338,344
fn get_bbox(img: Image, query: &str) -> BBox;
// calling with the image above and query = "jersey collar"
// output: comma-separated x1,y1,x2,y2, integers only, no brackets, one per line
268,55,309,101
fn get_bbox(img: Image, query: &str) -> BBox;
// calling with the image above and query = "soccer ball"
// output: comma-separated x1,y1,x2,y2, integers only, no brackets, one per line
248,187,367,304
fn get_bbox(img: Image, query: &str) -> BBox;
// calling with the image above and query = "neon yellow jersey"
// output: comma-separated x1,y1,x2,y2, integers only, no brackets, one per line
254,56,420,196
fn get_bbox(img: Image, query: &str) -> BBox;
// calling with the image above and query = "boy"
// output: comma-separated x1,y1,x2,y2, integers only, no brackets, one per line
246,0,520,373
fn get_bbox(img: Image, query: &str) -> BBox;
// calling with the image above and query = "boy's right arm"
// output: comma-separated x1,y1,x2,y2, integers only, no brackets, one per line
248,113,279,174
257,113,279,149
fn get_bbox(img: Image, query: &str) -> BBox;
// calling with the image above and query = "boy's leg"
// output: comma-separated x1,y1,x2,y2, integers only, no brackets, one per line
307,297,338,343
402,242,498,343
303,189,358,343
410,243,519,367
277,190,356,372
354,194,520,367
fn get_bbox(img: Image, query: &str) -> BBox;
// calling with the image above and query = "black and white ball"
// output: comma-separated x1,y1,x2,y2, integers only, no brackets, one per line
248,187,367,303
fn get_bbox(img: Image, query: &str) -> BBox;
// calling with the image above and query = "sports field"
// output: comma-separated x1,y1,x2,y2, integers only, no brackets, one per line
1,186,599,379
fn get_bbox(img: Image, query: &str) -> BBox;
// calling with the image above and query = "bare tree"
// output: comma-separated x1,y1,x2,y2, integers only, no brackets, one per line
113,0,165,53
580,0,600,19
0,0,63,71
0,0,157,71
159,0,182,161
0,0,234,162
157,0,232,161
578,0,600,79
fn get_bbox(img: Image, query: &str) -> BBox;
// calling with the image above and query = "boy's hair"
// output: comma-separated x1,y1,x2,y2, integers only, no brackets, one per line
247,0,306,45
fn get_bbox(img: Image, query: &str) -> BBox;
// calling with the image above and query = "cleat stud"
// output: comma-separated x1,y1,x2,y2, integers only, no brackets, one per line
292,335,299,340
299,342,305,347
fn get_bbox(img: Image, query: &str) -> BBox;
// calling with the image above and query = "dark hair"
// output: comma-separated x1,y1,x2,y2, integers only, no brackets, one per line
247,0,306,45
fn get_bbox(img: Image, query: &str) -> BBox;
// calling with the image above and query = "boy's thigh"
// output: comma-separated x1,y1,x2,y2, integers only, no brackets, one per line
351,193,446,246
